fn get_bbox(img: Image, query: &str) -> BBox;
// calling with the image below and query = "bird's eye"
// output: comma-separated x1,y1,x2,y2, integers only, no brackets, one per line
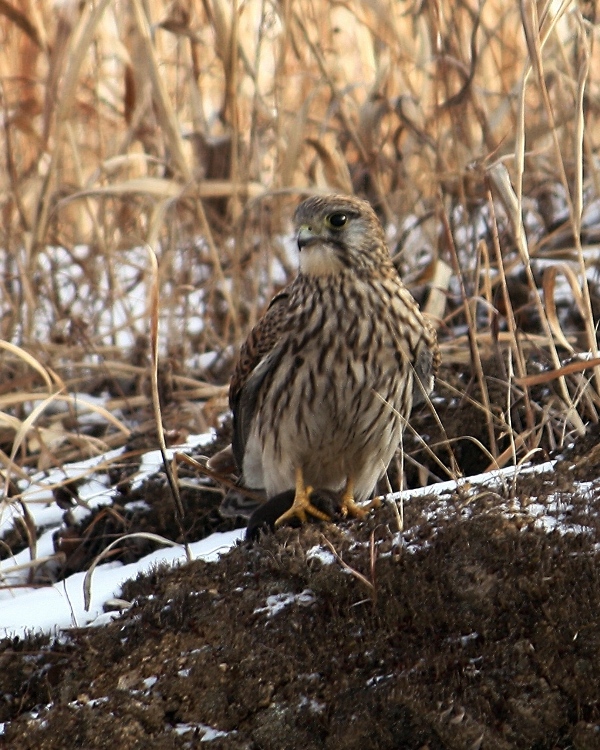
327,212,347,229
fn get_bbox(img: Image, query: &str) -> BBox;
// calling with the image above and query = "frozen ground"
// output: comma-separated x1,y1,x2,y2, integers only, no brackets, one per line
2,432,598,642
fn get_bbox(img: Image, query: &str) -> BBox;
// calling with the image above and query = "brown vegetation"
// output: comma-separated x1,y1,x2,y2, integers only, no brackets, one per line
1,0,599,475
2,1,600,744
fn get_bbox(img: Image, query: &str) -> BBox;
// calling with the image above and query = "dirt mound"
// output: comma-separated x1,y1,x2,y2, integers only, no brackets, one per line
3,445,600,749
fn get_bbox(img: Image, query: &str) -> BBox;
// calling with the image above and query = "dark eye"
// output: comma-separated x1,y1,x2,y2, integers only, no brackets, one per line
327,212,347,228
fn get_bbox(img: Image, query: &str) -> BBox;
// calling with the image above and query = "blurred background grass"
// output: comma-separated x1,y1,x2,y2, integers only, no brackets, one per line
0,0,599,475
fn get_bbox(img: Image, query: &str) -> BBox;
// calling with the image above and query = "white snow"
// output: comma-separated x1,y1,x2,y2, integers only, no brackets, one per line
306,545,336,565
0,431,245,639
0,529,244,638
1,431,599,641
173,723,233,741
129,431,216,490
253,589,316,618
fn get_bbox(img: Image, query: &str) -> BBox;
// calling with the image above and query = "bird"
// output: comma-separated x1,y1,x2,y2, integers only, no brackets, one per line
217,193,440,527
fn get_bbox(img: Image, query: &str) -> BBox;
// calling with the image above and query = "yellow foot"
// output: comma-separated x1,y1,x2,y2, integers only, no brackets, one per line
340,477,380,518
274,468,332,527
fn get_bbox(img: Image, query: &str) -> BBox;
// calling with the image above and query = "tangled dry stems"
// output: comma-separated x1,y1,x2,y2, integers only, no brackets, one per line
0,0,598,491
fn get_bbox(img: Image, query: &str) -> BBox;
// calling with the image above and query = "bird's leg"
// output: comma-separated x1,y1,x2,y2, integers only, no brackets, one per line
339,474,379,518
274,467,331,527
340,474,364,518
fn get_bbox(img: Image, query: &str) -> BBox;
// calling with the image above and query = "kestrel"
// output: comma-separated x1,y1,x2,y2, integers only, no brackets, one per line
219,193,439,527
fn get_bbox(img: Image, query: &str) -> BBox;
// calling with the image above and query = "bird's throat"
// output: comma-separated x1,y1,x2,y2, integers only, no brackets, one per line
299,245,345,276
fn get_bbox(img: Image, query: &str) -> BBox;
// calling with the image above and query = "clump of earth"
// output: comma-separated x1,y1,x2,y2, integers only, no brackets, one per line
2,360,600,748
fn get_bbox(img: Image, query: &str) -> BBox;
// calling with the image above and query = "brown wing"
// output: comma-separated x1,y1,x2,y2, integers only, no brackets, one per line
411,316,440,405
229,288,291,472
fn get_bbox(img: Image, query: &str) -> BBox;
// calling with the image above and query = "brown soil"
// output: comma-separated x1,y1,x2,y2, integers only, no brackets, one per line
2,363,600,749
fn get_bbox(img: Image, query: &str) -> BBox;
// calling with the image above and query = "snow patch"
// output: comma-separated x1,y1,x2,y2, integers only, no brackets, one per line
253,589,317,618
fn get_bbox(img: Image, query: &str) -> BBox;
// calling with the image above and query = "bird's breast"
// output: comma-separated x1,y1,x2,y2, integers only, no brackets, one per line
258,277,412,434
251,274,418,498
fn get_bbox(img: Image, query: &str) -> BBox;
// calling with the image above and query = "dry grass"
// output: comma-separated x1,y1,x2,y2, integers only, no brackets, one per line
0,0,599,486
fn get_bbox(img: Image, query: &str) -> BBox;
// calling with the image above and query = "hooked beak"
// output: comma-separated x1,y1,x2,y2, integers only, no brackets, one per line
297,224,319,250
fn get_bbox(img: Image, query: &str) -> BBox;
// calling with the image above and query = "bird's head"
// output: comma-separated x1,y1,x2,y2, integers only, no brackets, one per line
293,194,390,277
